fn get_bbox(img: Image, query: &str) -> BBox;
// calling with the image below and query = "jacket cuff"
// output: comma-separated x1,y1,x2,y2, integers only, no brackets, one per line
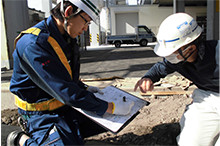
95,100,108,116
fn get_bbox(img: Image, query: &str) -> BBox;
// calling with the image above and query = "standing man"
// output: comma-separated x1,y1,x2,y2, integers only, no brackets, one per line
8,0,134,145
134,13,219,146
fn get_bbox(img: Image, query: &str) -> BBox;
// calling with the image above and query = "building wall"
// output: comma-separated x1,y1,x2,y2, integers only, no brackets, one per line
28,9,45,26
109,5,206,36
115,12,138,35
1,1,9,69
207,0,219,40
110,6,140,35
3,0,29,69
28,0,52,18
138,5,172,34
2,1,47,69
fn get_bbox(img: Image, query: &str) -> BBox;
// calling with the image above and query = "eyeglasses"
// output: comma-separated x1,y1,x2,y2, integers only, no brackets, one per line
79,14,91,26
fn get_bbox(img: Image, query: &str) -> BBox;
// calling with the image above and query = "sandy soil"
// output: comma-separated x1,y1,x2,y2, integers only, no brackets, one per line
1,95,192,145
84,95,192,145
1,76,194,145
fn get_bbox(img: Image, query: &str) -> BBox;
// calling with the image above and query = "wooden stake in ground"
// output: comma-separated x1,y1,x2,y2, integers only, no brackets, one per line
140,90,193,96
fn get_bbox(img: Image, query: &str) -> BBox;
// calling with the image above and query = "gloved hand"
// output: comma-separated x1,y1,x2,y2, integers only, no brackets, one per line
112,100,135,115
87,86,104,95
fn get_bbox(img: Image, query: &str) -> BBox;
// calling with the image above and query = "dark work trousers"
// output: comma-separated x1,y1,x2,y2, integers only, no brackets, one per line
23,106,107,145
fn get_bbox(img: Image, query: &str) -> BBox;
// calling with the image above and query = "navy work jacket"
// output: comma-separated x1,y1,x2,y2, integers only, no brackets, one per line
10,16,108,116
144,40,219,93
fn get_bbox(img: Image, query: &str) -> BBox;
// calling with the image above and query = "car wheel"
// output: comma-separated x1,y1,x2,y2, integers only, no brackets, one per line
140,40,148,46
114,41,121,48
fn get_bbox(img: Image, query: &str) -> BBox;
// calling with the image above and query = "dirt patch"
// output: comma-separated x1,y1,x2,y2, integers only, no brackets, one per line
1,95,192,145
1,109,19,126
85,95,192,145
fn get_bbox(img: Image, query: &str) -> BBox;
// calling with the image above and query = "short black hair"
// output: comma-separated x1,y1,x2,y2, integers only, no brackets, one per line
50,1,78,21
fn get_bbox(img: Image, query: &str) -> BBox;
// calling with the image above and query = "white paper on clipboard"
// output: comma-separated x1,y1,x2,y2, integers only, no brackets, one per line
73,85,149,133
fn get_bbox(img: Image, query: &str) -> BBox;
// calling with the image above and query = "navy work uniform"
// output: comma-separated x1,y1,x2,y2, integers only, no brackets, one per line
143,40,219,93
10,16,108,145
143,40,220,145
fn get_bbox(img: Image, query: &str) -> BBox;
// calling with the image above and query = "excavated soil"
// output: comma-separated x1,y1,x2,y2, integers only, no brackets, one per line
84,94,192,145
1,47,195,145
1,94,192,145
2,75,195,145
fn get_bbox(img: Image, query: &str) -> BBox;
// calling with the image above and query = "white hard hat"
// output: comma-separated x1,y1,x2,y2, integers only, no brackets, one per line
58,0,101,24
154,13,203,57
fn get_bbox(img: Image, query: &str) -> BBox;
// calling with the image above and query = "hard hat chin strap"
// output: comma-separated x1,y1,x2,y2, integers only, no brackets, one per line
60,0,81,31
60,0,68,31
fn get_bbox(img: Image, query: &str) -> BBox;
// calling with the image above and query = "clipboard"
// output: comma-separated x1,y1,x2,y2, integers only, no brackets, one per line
73,85,150,134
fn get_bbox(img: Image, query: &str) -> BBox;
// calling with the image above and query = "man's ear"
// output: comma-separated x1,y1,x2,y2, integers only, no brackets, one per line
64,6,73,18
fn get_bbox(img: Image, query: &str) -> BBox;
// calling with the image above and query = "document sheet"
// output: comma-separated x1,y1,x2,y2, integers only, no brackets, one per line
73,85,149,133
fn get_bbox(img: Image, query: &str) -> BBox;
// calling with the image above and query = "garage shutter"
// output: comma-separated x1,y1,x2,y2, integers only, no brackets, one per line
116,12,138,35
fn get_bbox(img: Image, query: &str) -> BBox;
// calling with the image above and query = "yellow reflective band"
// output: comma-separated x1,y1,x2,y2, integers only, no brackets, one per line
14,27,41,49
112,102,115,114
13,27,73,111
25,27,41,36
47,36,73,79
14,27,72,79
15,96,64,111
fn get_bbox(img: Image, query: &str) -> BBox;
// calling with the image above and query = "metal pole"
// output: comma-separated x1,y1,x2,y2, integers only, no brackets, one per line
84,31,87,50
173,0,185,13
